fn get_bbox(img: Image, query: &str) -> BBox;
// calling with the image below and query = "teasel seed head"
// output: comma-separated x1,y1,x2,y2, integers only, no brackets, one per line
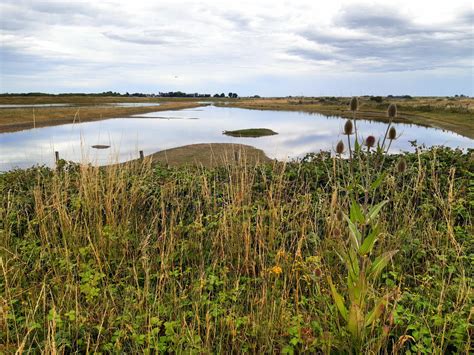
397,158,407,173
344,119,354,135
350,97,359,111
388,126,397,140
365,135,376,148
336,140,345,155
387,103,397,118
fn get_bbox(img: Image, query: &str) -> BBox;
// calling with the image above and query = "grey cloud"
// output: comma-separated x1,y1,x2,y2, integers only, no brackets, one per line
29,1,96,15
220,12,254,30
286,49,334,62
103,33,170,45
291,6,473,72
103,30,191,46
336,5,412,34
0,1,128,31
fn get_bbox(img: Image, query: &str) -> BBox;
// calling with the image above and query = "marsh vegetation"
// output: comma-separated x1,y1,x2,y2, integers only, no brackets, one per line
1,100,472,353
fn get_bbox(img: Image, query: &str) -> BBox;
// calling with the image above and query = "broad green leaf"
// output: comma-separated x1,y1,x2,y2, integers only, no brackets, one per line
345,216,361,250
359,224,380,255
354,139,361,151
347,249,360,277
349,271,367,306
346,249,360,301
367,200,389,223
365,296,388,326
328,277,348,321
350,199,365,224
370,173,386,191
348,304,364,340
367,250,398,281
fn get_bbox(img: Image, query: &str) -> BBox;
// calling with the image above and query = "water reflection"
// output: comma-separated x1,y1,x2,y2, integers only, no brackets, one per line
0,106,472,170
106,103,161,107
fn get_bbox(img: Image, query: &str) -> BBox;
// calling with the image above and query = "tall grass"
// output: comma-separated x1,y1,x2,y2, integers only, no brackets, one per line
0,111,472,352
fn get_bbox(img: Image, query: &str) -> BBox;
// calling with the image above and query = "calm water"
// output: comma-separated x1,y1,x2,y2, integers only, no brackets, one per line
0,105,472,170
106,102,161,107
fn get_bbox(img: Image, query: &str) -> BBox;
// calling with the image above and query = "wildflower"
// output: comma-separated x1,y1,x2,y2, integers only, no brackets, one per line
365,135,376,148
269,265,282,275
387,103,397,118
336,140,345,155
350,97,359,111
388,127,397,140
344,120,354,135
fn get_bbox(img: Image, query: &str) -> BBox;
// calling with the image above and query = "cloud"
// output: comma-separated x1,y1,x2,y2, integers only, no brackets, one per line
290,4,473,72
103,32,178,46
0,0,472,95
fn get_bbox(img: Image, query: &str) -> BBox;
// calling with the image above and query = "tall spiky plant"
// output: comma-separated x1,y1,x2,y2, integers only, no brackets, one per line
328,101,401,349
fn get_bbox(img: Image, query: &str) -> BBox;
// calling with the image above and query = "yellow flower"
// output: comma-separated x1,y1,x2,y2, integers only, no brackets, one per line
269,265,282,275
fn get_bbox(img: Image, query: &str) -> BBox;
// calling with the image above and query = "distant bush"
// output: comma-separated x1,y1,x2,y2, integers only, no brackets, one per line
370,96,383,103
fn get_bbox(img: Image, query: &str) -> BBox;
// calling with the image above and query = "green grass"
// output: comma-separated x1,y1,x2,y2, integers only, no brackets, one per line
223,128,278,137
1,144,471,353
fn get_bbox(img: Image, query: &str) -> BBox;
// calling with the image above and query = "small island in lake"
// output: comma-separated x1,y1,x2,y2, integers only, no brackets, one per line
223,128,278,138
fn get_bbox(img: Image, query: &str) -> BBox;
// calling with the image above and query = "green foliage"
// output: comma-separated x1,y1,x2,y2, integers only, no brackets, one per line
0,146,471,353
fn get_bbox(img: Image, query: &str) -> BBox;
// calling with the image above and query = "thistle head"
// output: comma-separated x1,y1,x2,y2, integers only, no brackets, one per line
336,140,345,155
397,158,407,173
388,126,397,140
365,135,376,148
387,103,397,118
344,120,354,135
350,97,359,111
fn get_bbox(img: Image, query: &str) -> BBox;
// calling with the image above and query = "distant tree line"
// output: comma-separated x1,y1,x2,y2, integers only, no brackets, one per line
212,93,238,98
0,91,239,98
0,91,122,97
157,92,211,98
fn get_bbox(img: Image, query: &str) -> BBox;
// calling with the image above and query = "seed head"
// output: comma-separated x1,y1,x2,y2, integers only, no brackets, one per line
397,158,407,173
388,126,397,140
336,140,345,155
365,135,376,148
350,97,359,111
344,120,354,135
387,103,397,118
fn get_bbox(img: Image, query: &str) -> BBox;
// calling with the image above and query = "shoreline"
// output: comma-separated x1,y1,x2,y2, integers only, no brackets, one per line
0,101,205,133
218,99,474,139
122,143,272,168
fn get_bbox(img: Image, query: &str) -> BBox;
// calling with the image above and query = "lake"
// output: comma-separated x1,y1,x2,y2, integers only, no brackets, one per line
0,105,472,170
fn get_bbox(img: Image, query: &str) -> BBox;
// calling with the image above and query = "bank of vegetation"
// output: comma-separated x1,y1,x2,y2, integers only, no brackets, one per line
0,101,472,353
222,96,474,139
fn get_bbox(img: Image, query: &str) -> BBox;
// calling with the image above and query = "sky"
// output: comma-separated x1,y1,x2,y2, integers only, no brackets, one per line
0,0,473,96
